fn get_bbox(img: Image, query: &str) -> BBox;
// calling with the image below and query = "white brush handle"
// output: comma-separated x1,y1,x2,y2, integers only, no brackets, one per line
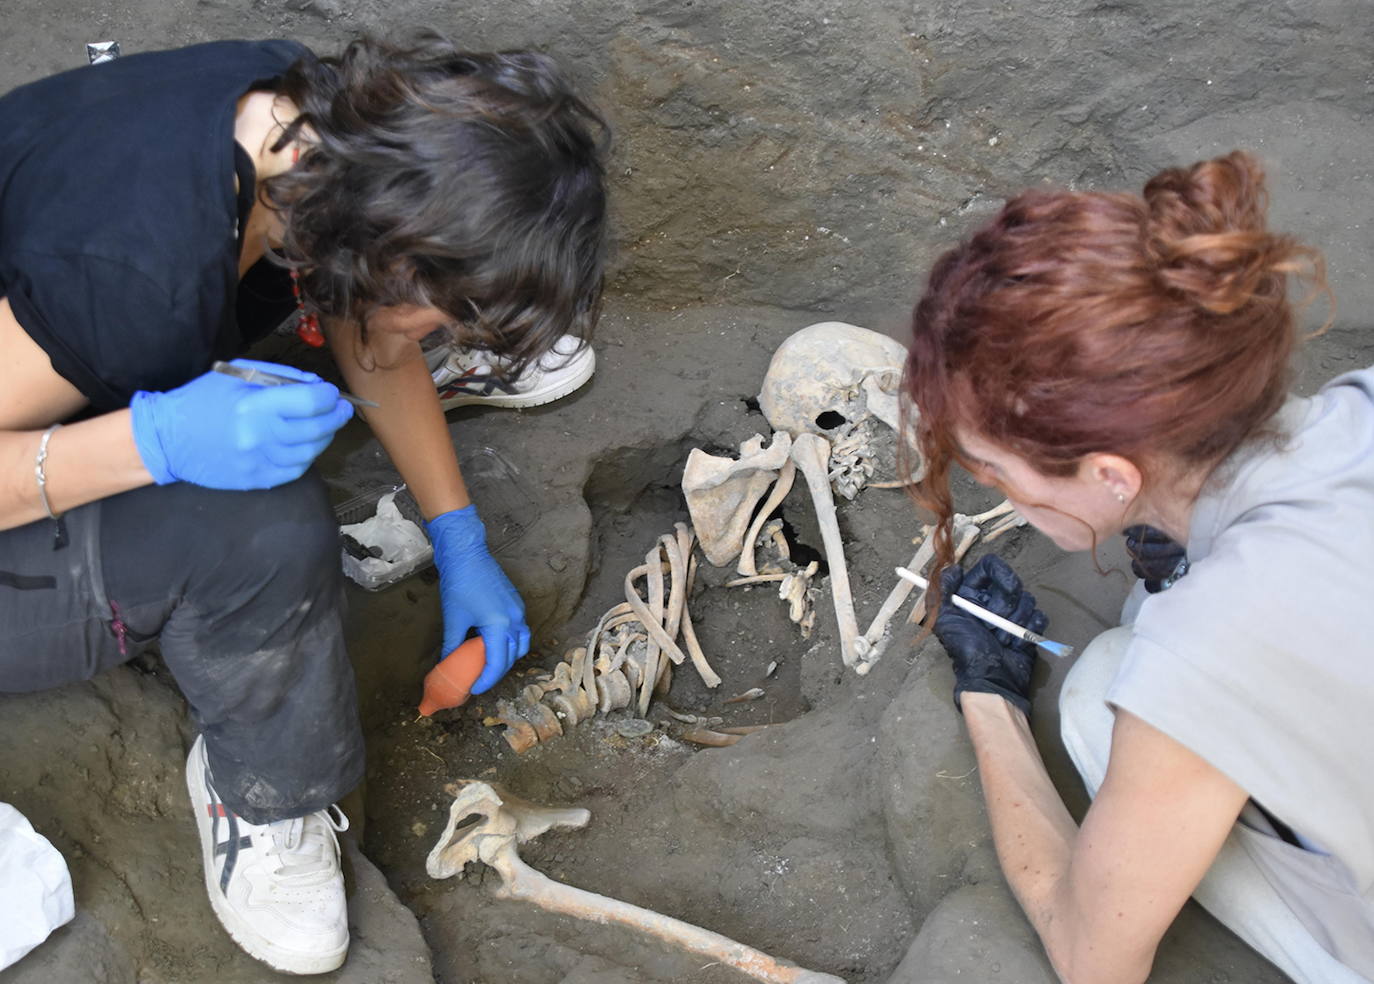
895,566,1048,644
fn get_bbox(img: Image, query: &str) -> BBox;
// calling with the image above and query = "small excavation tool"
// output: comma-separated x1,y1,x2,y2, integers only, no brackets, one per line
210,360,379,409
895,566,1074,658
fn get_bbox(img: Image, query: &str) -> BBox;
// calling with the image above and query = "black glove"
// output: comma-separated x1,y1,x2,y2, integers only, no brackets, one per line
1122,525,1189,593
934,555,1048,716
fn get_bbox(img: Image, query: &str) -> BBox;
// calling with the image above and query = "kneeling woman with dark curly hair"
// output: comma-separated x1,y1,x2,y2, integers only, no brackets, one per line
905,152,1372,983
0,35,606,973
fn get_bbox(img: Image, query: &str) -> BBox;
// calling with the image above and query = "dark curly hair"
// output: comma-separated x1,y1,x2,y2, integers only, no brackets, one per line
262,33,609,375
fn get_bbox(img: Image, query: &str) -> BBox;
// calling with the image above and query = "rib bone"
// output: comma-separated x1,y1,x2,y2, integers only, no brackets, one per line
427,782,845,984
676,526,722,688
737,459,797,577
791,433,862,669
640,543,666,716
624,564,690,671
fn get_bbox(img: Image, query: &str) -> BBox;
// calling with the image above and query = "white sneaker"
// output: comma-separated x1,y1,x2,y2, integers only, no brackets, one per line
428,334,596,410
186,736,350,975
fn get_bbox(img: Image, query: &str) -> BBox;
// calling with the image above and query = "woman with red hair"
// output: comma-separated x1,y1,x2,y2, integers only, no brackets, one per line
906,151,1373,983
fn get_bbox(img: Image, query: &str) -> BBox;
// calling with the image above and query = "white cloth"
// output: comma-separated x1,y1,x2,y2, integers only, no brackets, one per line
0,802,74,969
1062,628,1371,984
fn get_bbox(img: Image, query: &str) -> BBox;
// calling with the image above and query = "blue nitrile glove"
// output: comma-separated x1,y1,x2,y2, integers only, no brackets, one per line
934,554,1048,716
1122,525,1189,593
130,359,352,489
427,504,530,694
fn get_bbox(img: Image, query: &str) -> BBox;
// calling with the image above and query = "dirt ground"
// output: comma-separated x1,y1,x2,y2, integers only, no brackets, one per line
2,1,1373,983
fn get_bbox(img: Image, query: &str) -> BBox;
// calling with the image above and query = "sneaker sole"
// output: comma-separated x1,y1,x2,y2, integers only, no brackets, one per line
439,351,596,411
187,741,348,976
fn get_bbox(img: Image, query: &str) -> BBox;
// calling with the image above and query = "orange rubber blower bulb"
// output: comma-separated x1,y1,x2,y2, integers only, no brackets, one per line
418,637,486,716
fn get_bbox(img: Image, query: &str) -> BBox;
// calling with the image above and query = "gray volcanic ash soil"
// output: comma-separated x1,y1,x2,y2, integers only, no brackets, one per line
2,1,1371,981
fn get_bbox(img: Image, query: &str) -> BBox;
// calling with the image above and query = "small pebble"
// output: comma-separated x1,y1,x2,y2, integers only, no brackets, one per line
766,660,778,677
615,718,655,738
725,687,766,703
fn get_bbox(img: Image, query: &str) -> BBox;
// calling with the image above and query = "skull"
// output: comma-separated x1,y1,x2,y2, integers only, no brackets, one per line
758,322,906,436
758,322,920,496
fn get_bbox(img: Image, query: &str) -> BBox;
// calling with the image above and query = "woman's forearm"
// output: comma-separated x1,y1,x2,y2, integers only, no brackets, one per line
0,410,153,530
963,693,1079,928
962,693,1154,984
330,336,470,520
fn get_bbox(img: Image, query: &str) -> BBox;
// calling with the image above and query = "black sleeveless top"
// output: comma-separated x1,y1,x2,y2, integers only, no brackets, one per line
0,39,306,411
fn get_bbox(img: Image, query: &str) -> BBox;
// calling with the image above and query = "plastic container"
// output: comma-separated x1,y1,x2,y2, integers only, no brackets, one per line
335,485,433,591
461,446,536,553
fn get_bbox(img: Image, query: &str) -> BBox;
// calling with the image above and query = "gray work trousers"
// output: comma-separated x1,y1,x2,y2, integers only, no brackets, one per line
0,474,364,825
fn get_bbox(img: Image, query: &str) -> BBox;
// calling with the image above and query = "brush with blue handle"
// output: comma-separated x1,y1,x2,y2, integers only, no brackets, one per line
895,566,1075,659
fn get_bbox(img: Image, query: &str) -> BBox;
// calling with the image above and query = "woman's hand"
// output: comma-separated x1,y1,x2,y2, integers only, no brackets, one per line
934,554,1048,715
1122,525,1189,593
129,359,352,489
427,505,530,694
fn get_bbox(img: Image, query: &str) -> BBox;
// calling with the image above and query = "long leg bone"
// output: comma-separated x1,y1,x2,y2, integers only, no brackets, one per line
791,433,863,669
428,782,845,984
737,460,797,577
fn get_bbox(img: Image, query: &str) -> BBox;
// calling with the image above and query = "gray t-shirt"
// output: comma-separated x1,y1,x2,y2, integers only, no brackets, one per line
1109,367,1374,978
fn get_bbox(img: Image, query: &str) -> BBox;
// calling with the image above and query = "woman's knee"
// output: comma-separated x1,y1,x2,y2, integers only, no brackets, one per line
231,474,339,589
1058,626,1134,794
1059,626,1133,724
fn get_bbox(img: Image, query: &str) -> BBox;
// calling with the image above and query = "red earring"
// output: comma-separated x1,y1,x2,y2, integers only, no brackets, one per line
287,145,325,348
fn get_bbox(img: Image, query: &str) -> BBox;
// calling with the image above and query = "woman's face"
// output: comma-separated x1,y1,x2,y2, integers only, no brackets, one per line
955,428,1132,552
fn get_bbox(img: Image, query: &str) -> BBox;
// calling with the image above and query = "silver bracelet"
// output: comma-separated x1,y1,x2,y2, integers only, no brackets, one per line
34,423,62,520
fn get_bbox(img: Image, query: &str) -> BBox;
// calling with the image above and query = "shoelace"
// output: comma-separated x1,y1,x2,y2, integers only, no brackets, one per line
442,348,503,374
262,805,349,882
